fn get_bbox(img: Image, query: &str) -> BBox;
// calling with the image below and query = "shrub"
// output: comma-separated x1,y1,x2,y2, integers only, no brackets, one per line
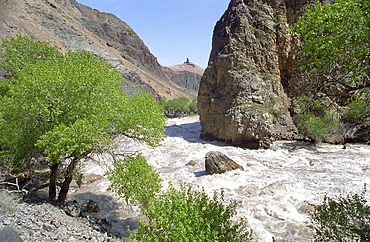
342,89,370,126
310,189,370,241
130,184,252,242
294,112,338,141
0,35,63,78
160,97,198,117
293,95,340,141
107,154,162,208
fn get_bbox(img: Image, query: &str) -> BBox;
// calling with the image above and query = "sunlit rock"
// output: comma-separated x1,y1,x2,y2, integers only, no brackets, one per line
205,151,243,175
198,0,313,148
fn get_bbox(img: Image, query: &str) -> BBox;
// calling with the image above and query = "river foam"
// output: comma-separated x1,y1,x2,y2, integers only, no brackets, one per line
76,115,370,241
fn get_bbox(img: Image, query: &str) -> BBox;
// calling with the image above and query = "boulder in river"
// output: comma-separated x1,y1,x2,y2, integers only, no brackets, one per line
205,151,243,175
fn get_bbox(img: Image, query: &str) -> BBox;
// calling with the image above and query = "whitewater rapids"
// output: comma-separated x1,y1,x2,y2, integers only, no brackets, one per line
74,115,370,241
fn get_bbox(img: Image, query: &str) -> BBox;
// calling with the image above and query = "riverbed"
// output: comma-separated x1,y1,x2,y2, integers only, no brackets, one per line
73,115,370,241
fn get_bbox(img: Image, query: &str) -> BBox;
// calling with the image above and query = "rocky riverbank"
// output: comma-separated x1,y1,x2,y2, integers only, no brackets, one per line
0,191,125,242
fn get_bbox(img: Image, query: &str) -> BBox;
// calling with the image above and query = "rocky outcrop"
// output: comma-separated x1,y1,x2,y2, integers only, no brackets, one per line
205,151,243,175
162,59,204,92
0,0,195,100
198,0,312,148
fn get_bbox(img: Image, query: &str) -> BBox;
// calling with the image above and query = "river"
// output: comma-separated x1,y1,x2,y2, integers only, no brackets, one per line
73,115,370,241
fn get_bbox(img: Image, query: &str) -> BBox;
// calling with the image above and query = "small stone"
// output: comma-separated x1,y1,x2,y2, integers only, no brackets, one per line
63,201,82,217
83,200,100,213
186,160,197,166
32,231,41,237
3,219,11,225
42,223,54,232
52,220,62,228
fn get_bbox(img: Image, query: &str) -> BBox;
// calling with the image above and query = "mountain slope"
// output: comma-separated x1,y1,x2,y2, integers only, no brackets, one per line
0,0,196,99
161,58,204,92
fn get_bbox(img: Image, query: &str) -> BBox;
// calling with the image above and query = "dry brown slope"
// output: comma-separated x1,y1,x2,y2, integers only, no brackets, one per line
0,0,196,99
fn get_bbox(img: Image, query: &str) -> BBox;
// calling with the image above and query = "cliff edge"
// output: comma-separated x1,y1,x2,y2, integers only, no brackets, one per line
198,0,312,148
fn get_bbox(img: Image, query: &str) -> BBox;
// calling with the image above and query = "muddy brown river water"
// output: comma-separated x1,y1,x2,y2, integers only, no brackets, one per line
71,115,370,241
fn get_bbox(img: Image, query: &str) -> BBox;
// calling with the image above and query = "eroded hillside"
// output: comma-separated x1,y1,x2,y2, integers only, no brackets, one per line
0,0,197,99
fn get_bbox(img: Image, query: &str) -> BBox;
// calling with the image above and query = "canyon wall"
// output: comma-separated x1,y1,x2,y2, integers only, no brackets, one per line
198,0,312,148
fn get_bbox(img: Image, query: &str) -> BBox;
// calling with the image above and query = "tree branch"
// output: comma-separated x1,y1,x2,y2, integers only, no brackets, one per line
24,114,60,124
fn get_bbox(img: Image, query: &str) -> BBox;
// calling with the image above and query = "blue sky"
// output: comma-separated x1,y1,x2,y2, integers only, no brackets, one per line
76,0,230,68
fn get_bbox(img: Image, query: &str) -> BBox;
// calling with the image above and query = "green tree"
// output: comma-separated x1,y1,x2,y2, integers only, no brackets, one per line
107,153,162,208
311,189,370,241
160,96,198,118
294,0,369,82
0,37,166,204
0,35,63,79
292,0,370,140
130,184,252,242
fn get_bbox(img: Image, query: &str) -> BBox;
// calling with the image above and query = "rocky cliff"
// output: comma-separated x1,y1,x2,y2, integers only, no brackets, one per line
198,0,312,148
0,0,196,99
162,58,204,92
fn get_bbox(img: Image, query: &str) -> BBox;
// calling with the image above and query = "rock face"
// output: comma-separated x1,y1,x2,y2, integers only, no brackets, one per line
0,226,23,242
205,151,243,175
198,0,311,149
0,0,195,100
162,58,204,92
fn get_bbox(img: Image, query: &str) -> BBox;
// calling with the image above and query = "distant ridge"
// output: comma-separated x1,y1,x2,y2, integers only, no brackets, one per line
162,58,204,92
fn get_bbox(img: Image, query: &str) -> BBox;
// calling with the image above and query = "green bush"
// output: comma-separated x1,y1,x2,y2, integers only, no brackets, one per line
130,184,252,242
293,95,340,141
294,112,338,141
311,189,370,241
342,89,370,126
160,97,198,117
107,154,162,208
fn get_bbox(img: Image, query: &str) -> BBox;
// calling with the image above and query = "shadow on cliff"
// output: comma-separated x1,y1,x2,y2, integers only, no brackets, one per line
73,192,141,239
164,121,232,148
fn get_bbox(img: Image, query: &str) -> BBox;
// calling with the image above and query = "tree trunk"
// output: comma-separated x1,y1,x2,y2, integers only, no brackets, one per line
49,163,59,203
57,157,79,205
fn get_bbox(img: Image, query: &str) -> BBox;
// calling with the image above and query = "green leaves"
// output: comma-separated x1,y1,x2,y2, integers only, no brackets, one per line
36,120,108,164
116,91,166,146
107,154,162,208
311,188,370,241
160,96,198,118
0,35,166,203
131,184,252,242
342,88,370,126
294,0,370,80
292,0,369,140
0,35,62,78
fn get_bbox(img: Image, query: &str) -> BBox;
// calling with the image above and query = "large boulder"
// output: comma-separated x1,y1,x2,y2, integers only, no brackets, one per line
205,151,243,175
0,226,23,242
198,0,312,148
